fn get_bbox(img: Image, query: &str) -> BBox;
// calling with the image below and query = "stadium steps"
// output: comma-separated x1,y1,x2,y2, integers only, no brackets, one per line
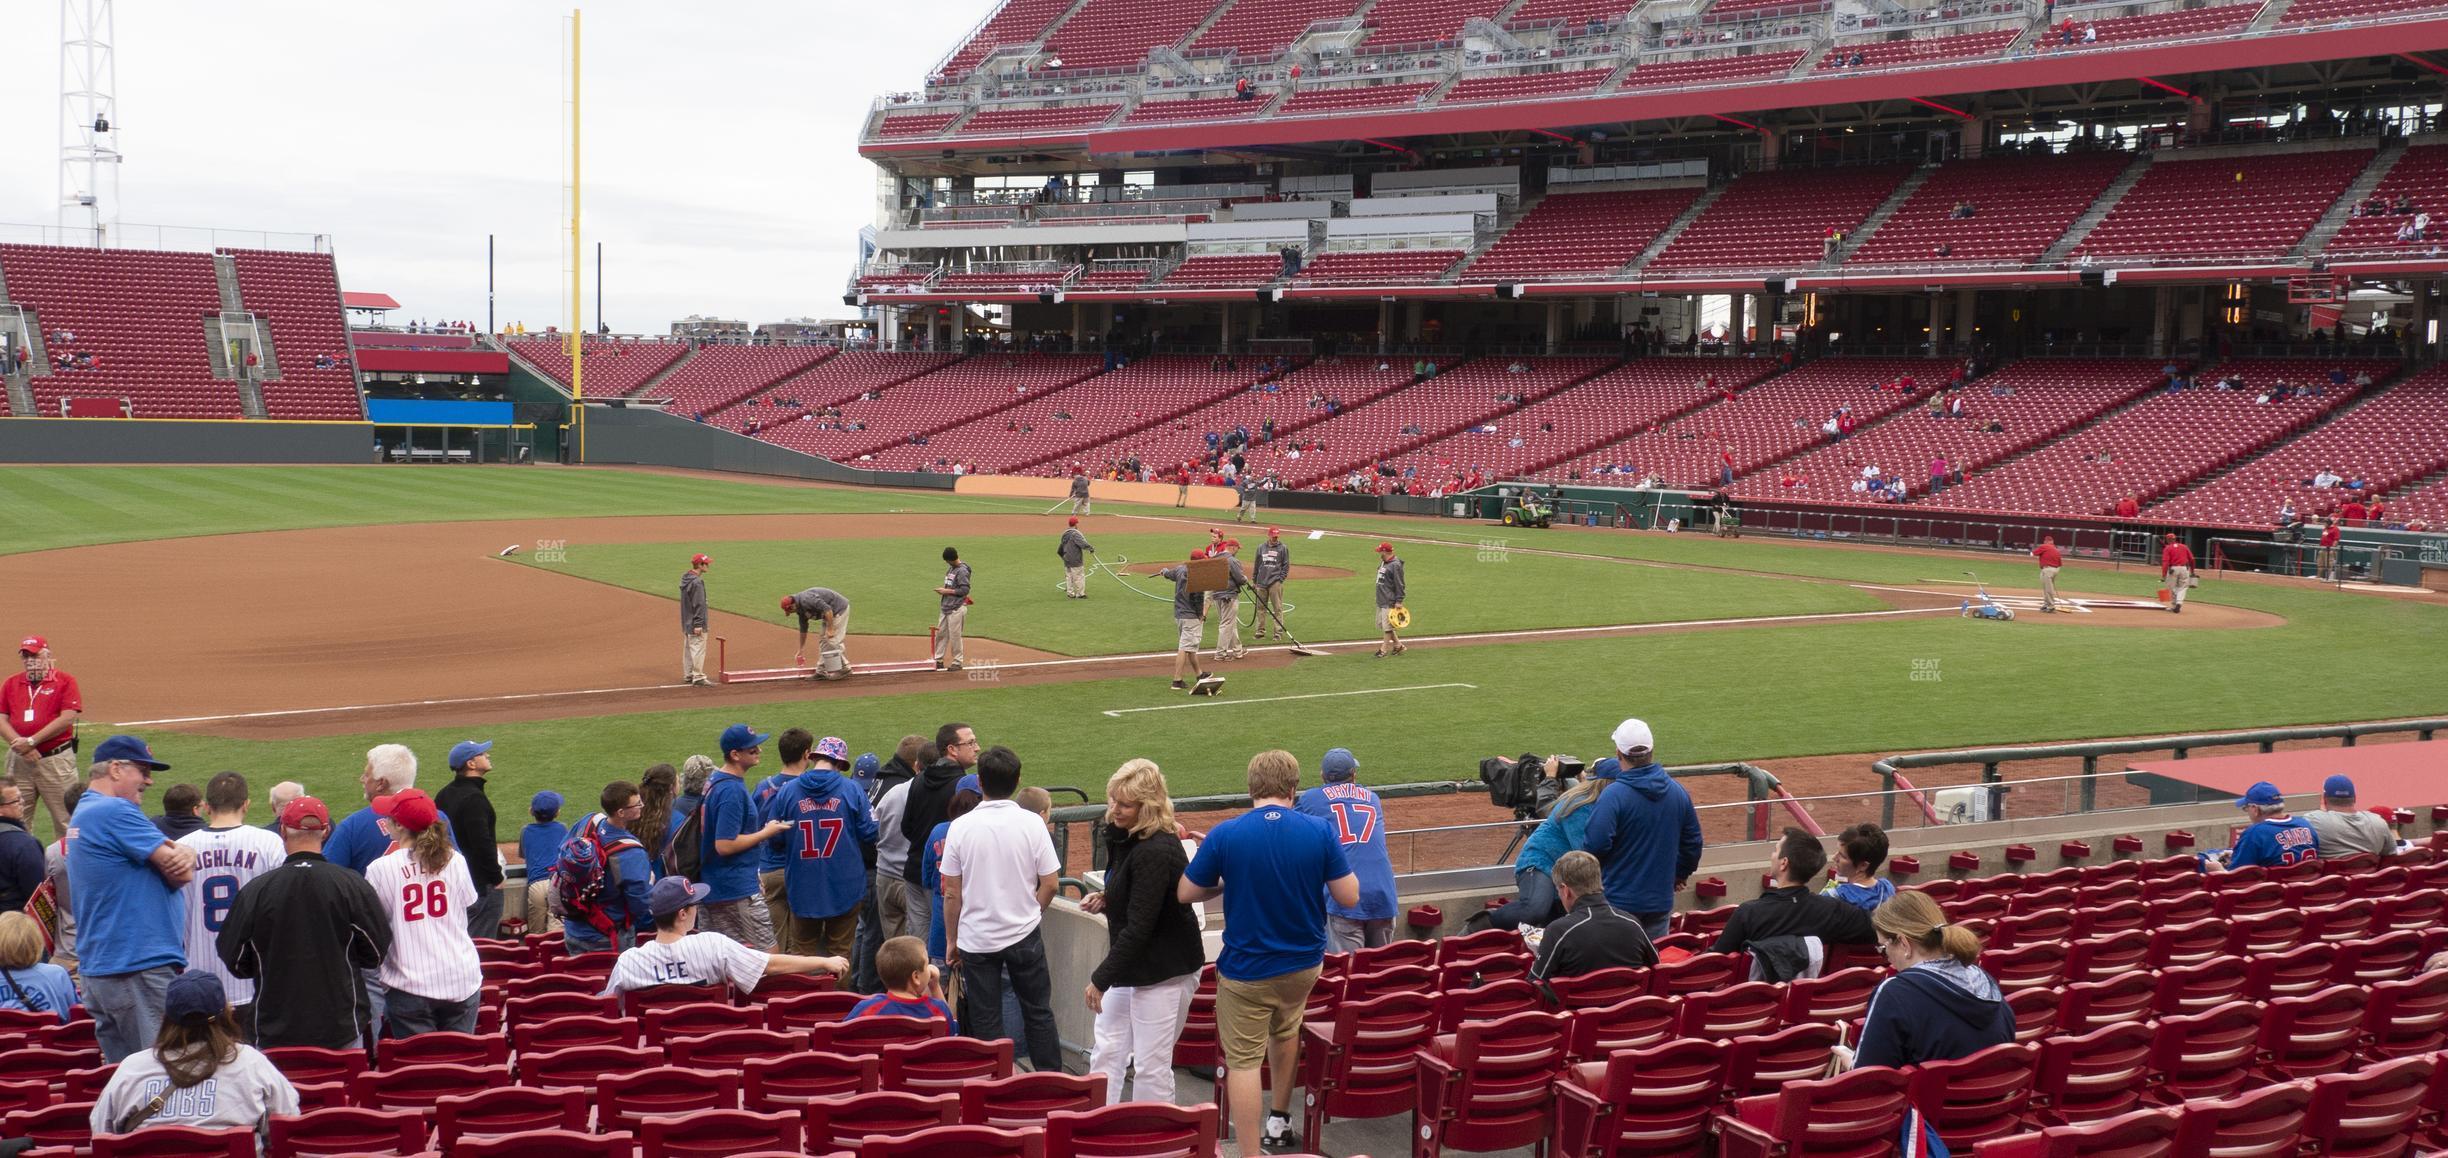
249,315,286,382
1794,39,1837,72
839,356,1109,459
2151,365,2408,502
2039,151,2154,264
2384,462,2448,505
625,345,701,399
3,372,30,418
2298,140,2408,258
1289,356,1622,484
234,374,268,420
211,254,244,313
1519,359,1786,478
1595,53,1643,92
1623,182,1730,274
2249,0,2296,29
1444,192,1545,281
1822,164,1938,268
1174,0,1246,59
201,316,237,380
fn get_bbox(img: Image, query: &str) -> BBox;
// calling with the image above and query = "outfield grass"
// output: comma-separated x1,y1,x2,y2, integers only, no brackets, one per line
0,465,1047,555
521,531,1885,656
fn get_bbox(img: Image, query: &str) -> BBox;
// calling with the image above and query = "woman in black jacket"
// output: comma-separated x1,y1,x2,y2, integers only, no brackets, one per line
1081,759,1206,1105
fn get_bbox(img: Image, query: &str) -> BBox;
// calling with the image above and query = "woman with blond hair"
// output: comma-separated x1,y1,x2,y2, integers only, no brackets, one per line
366,790,483,1036
1850,890,2013,1069
0,911,77,1023
1081,759,1204,1105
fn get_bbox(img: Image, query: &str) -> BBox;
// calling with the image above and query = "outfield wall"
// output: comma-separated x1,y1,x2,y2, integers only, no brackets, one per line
0,417,374,463
579,405,953,489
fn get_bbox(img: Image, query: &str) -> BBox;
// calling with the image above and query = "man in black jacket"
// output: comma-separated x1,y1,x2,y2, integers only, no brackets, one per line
432,740,503,938
217,797,392,1050
899,722,977,885
1529,851,1657,990
1710,827,1876,956
0,778,41,911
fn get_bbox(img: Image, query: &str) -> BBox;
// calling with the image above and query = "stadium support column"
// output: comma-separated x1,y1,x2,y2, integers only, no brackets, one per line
1378,301,1393,353
1219,301,1233,350
1953,288,1976,351
2413,281,2432,354
2151,286,2174,356
1544,301,1562,354
1404,300,1424,344
1071,301,1084,349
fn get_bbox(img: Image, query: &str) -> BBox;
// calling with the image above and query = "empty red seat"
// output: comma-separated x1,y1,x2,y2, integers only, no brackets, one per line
1413,1008,1571,1157
1043,1102,1216,1158
1295,987,1438,1145
1907,1040,2041,1150
1712,1065,1912,1157
266,1106,429,1157
89,1127,254,1158
434,1086,591,1147
957,1071,1104,1130
798,1091,959,1153
636,1109,797,1158
1556,1037,1730,1157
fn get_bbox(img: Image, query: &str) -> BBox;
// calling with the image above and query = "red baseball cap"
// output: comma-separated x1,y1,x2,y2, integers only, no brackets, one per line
1376,541,1395,553
1067,517,1079,526
692,553,712,567
1267,526,1281,536
16,636,44,655
1189,549,1207,560
372,789,442,834
279,796,331,832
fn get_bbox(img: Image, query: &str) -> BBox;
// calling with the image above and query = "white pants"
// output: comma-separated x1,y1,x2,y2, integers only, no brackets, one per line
2168,566,2192,608
682,631,709,682
1065,565,1086,597
1089,971,1197,1106
1073,495,1092,516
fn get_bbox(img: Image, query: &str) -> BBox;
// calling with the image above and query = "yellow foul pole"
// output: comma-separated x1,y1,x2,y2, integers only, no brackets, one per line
570,9,585,461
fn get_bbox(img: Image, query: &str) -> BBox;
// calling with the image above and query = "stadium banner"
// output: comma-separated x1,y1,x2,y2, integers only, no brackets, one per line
0,416,372,463
364,399,516,426
954,474,1239,510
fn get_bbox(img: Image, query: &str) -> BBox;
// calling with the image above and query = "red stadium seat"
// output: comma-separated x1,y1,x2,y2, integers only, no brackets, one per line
641,1002,762,1045
1781,968,1879,1024
741,1051,878,1110
958,1071,1105,1129
450,1128,635,1157
352,1063,510,1112
1967,1105,2180,1157
434,1086,592,1147
0,1047,101,1084
1555,1037,1729,1158
2141,1000,2262,1105
1412,1009,1570,1158
0,1080,49,1116
511,1013,639,1054
667,1028,803,1070
1295,987,1439,1146
2168,1081,2310,1158
595,1067,739,1133
1542,966,1648,1009
759,990,862,1031
798,1091,958,1153
262,1047,367,1088
2150,959,2251,1018
1433,978,1543,1033
88,1128,255,1158
1042,1102,1216,1158
1712,1066,1913,1158
1906,1041,2041,1150
1675,981,1784,1040
2034,1022,2154,1124
266,1107,430,1157
878,1036,1014,1094
616,984,714,1019
1,1100,95,1151
2257,984,2369,1080
1724,1023,1843,1097
2305,1052,2435,1158
1565,995,1681,1061
375,1031,507,1070
858,1124,1044,1158
637,1110,798,1158
2060,972,2157,1034
804,1013,945,1054
2363,970,2448,1058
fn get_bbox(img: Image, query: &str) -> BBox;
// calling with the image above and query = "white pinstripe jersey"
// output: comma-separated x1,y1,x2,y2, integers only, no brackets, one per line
175,825,287,1007
366,847,483,1001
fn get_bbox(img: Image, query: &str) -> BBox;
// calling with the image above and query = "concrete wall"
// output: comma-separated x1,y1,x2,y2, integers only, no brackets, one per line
579,405,953,488
0,417,374,463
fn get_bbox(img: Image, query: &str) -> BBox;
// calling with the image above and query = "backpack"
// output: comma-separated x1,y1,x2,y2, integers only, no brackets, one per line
663,798,705,883
552,815,642,936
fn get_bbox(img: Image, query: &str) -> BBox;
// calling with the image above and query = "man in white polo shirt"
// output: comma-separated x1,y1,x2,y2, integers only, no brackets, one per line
940,745,1061,1070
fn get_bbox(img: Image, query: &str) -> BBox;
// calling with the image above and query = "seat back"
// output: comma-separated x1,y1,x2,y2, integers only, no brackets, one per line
511,1013,640,1054
618,983,719,1018
2001,1105,2180,1157
1433,977,1542,1033
374,1030,507,1070
262,1046,369,1087
1646,952,1744,997
2258,984,2368,1078
1565,994,1679,1060
2035,1022,2153,1122
1724,1022,1842,1096
2143,1000,2261,1102
1341,963,1437,1000
642,1002,763,1045
434,1086,591,1148
1439,1008,1571,1119
800,1091,959,1152
1592,1037,1729,1150
2365,969,2448,1057
2007,985,2063,1043
2305,1052,2433,1154
89,1127,255,1158
760,989,863,1031
2062,972,2156,1033
1983,942,2070,992
957,1071,1105,1129
879,1036,1015,1093
638,1109,799,1158
1437,927,1526,965
502,991,620,1028
2336,929,2429,987
741,1050,878,1109
2168,1082,2310,1158
595,1066,740,1129
1676,980,1784,1040
2066,930,2148,983
450,1128,635,1158
518,1045,653,1089
2149,959,2249,1017
2223,908,2306,957
1759,1066,1913,1155
1782,967,1879,1023
1541,965,1648,1008
1906,1040,2039,1147
1044,1102,1218,1158
2244,940,2337,1000
668,1028,803,1069
861,1123,1046,1158
805,1013,946,1053
351,1063,511,1111
266,1106,429,1157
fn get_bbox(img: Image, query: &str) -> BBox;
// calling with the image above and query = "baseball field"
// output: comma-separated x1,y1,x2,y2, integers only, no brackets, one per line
6,463,2444,862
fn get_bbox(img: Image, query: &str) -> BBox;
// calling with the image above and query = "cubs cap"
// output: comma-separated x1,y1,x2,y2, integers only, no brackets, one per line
16,636,44,655
91,734,171,770
373,789,442,833
1612,718,1655,756
854,753,881,776
2235,781,2287,809
164,971,227,1024
1321,747,1359,783
447,740,493,770
1587,757,1623,780
2322,774,2357,799
719,723,770,755
815,736,850,764
648,876,712,918
956,774,982,796
530,790,564,816
692,553,712,567
279,796,332,831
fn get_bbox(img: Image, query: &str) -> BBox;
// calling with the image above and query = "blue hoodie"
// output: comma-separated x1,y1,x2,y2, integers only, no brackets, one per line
764,765,878,920
1579,761,1702,915
1514,758,1619,875
1855,958,2015,1069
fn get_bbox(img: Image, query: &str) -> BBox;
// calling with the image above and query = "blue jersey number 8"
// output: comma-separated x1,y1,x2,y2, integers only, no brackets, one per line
201,875,239,932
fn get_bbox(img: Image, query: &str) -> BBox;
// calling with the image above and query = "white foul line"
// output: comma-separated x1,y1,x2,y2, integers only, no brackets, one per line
1103,683,1479,716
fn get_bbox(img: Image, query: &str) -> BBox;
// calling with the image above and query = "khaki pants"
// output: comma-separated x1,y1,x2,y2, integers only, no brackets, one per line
1213,596,1242,656
786,910,857,959
7,747,77,842
2168,566,2193,608
524,878,560,935
682,630,709,682
1253,582,1283,636
935,607,966,668
1216,966,1320,1070
878,872,915,938
1240,497,1257,522
818,612,850,675
1065,565,1086,598
2038,566,2060,610
760,870,796,952
1072,495,1092,516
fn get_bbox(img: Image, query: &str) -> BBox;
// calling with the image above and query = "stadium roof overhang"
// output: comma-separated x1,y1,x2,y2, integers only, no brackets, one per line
858,18,2448,161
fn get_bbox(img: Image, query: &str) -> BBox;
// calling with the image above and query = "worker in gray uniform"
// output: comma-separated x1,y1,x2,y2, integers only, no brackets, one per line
780,587,853,680
1156,551,1210,692
1069,468,1093,516
681,553,713,686
1211,539,1251,660
1057,518,1094,599
1374,541,1407,658
1250,527,1291,641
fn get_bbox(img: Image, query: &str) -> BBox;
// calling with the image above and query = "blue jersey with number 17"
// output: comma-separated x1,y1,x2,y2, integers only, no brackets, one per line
1298,783,1397,921
176,824,289,1007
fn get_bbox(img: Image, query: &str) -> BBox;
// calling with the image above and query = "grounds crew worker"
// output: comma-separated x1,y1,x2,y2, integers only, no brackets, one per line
1210,538,1251,660
1069,467,1093,517
2031,535,2064,614
781,587,853,680
2,637,82,839
934,547,971,672
2161,533,2196,615
1373,541,1407,657
680,555,712,686
1057,518,1094,600
1157,551,1210,692
1251,528,1291,641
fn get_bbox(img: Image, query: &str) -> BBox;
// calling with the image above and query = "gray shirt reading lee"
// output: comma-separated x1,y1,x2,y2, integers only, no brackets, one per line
1376,556,1406,608
680,571,709,632
791,587,849,628
1158,565,1205,621
939,562,972,614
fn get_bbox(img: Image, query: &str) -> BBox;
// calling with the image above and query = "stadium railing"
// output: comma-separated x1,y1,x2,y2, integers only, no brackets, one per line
0,220,330,253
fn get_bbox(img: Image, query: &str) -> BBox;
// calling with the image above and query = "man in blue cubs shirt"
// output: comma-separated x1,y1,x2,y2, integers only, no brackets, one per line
1181,749,1359,1155
66,734,196,1062
1296,747,1397,950
765,735,877,958
2215,780,2321,871
702,724,790,951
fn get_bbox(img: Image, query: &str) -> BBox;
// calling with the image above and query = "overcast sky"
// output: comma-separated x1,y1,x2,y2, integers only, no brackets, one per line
0,0,994,332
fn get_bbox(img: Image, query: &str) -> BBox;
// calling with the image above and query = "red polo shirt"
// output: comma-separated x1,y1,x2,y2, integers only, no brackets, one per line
2032,543,2064,569
2162,543,2197,573
2115,498,2141,518
2321,525,2342,548
0,671,82,756
2341,501,2367,525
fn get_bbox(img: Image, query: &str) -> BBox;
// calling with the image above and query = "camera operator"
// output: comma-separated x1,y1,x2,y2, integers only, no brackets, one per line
1580,718,1701,941
1475,758,1616,932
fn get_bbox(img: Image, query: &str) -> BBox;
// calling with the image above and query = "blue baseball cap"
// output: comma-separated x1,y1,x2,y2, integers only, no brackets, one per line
719,724,771,755
854,753,881,776
956,774,982,795
648,876,712,918
448,740,494,770
2322,775,2357,799
164,970,226,1024
91,734,170,771
1321,747,1360,783
530,790,564,817
1587,757,1622,779
2235,781,2287,809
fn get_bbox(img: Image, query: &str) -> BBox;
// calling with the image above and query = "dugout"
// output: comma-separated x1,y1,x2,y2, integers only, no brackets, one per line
1448,482,1709,529
365,400,541,464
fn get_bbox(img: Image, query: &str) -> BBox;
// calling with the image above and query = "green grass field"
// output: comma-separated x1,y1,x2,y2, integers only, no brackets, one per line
11,465,2447,821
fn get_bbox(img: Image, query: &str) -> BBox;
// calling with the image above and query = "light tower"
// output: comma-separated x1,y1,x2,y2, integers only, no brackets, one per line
58,0,122,246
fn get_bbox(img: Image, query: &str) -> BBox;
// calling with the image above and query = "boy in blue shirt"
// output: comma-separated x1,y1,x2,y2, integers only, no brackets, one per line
766,736,877,958
1295,747,1398,950
845,934,956,1032
2215,781,2322,870
702,724,789,951
520,791,569,936
1821,822,1897,913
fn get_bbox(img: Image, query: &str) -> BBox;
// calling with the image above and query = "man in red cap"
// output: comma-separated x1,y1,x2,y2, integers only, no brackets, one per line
2,637,83,840
1373,542,1407,657
1058,517,1094,599
680,554,713,686
2161,533,2197,614
1068,467,1092,517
